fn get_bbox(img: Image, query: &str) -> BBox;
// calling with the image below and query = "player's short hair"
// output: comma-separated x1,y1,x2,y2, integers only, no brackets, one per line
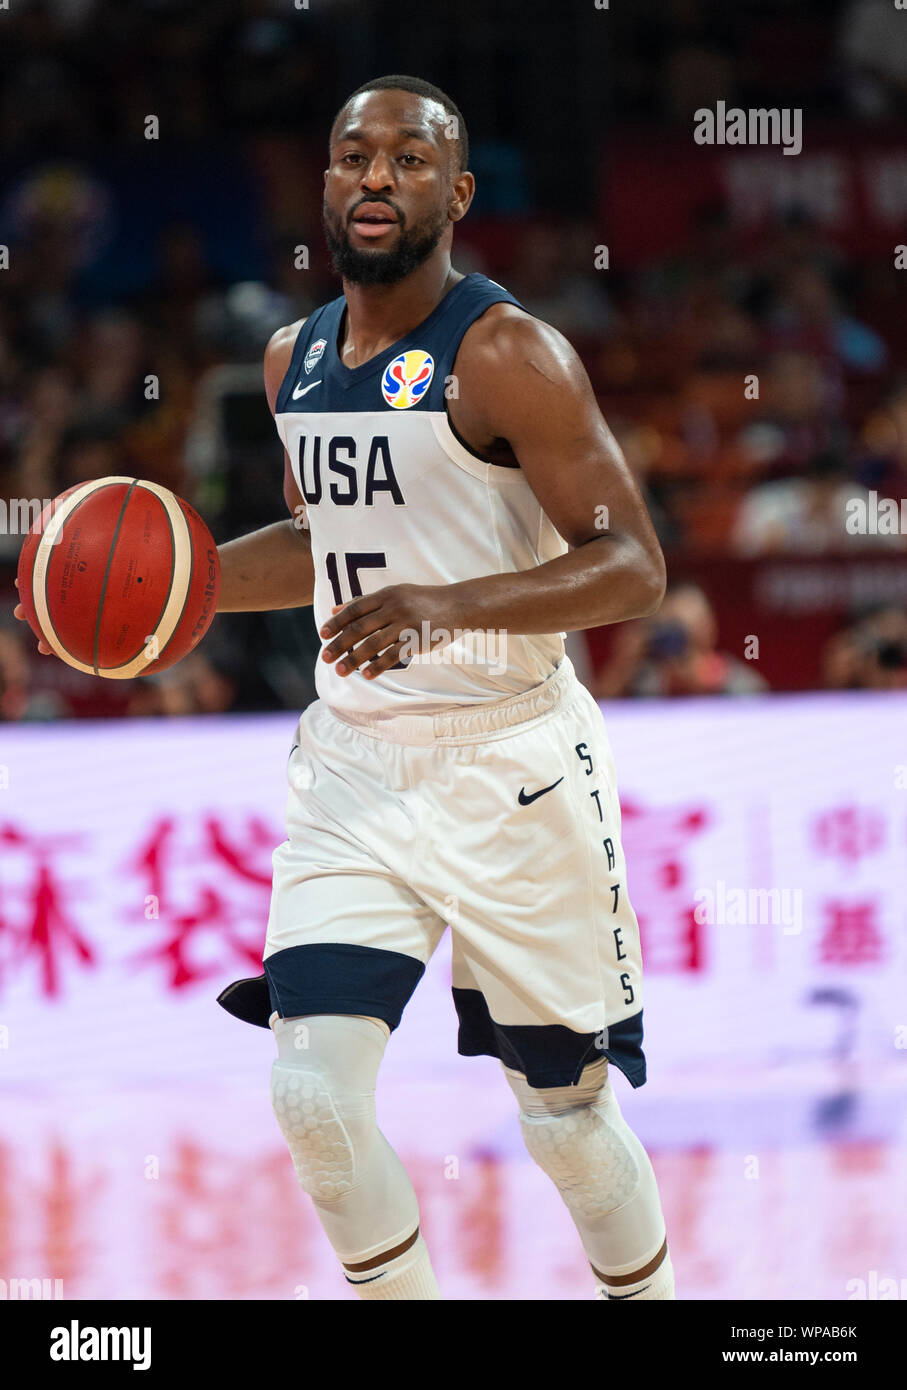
332,74,469,173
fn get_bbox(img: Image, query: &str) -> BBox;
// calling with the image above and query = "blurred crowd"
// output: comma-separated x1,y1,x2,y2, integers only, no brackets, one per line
586,588,907,700
1,0,906,720
498,211,907,560
3,1,906,152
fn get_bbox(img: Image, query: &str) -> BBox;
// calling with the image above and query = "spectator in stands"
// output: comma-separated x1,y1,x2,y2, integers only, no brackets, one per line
126,652,238,718
856,380,907,496
735,351,842,475
822,604,907,690
839,0,907,118
764,264,888,376
591,581,767,698
731,446,906,556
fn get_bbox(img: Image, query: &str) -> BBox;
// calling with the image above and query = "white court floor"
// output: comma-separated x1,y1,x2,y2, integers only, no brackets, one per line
3,1060,905,1301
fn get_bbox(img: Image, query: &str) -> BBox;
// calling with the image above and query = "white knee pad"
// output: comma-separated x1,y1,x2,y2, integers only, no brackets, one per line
270,1013,388,1201
505,1058,666,1276
270,1013,418,1265
271,1064,358,1200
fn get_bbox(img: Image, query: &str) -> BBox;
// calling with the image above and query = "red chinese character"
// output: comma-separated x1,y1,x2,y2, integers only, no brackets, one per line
813,806,885,863
619,800,709,972
0,823,95,997
129,815,176,912
204,815,275,888
125,814,281,989
818,901,885,965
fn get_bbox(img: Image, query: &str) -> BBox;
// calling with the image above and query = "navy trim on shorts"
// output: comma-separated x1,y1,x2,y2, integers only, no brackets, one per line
452,989,647,1089
264,942,425,1031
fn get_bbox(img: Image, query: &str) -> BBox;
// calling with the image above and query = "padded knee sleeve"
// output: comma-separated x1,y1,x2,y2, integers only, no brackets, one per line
506,1059,666,1277
270,1013,418,1264
519,1095,640,1221
270,1014,387,1200
271,1062,362,1200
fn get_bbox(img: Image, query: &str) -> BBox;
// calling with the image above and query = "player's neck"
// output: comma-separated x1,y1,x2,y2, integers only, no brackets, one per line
340,259,463,368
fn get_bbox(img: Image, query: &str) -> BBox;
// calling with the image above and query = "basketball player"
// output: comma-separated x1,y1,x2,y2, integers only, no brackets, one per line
17,75,674,1301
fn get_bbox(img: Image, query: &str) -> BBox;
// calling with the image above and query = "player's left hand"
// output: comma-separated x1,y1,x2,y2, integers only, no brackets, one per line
319,583,467,679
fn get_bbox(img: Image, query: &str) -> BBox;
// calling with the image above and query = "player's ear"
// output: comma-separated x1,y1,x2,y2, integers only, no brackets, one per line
449,171,475,222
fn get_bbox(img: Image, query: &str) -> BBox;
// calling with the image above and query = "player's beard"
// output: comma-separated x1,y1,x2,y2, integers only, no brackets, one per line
323,200,449,286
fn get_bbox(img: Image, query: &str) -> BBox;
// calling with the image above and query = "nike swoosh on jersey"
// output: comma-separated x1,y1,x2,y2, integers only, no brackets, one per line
292,379,322,399
518,776,564,805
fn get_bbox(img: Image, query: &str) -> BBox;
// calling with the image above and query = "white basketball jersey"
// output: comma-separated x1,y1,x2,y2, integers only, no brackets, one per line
273,273,567,714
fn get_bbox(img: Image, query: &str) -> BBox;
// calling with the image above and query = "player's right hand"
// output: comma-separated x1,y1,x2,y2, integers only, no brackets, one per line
13,579,52,654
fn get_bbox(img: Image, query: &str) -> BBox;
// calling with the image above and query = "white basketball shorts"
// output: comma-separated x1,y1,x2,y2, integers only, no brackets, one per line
263,656,646,1089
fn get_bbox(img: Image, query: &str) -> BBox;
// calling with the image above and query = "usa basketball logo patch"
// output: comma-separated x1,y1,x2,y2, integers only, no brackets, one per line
381,349,434,409
304,338,326,374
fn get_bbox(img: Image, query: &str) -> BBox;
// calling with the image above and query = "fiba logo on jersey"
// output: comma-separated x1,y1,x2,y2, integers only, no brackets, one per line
381,349,434,409
304,338,327,374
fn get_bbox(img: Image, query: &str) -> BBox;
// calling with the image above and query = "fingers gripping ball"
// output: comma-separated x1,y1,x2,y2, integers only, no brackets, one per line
16,477,220,678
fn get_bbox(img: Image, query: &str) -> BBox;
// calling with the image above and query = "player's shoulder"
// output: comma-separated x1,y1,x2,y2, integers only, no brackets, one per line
265,317,308,369
457,299,586,390
264,318,307,411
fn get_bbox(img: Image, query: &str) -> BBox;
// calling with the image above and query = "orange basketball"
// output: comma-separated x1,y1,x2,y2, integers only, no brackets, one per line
16,477,220,678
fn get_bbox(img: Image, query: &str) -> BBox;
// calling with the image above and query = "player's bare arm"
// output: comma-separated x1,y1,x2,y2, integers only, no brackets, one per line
449,305,667,626
214,320,316,613
320,306,666,678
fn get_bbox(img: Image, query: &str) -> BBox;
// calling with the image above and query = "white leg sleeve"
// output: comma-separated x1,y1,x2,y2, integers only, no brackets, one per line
504,1057,667,1278
270,1014,419,1265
